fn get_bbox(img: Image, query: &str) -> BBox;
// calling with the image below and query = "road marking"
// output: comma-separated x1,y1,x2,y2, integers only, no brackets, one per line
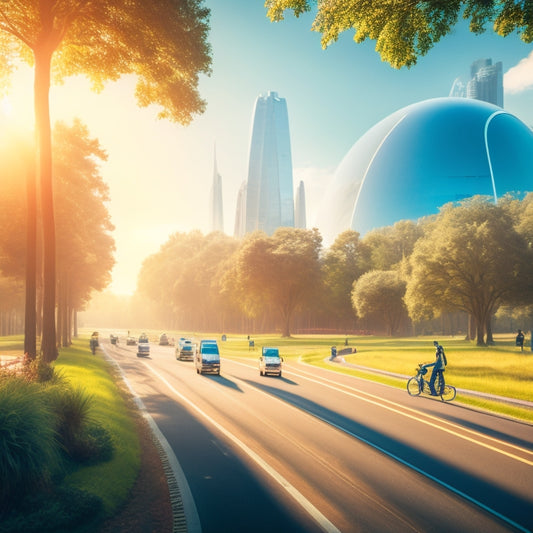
224,358,530,533
142,361,342,533
103,348,201,533
227,358,533,466
293,362,533,465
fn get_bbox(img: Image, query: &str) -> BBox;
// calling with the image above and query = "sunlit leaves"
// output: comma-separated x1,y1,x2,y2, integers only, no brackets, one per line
266,0,532,68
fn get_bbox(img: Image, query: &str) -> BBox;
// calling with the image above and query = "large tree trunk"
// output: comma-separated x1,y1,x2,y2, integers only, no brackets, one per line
24,152,37,359
34,46,57,362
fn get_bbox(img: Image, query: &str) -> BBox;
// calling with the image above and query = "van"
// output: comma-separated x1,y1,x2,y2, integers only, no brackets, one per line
195,340,220,375
259,347,283,377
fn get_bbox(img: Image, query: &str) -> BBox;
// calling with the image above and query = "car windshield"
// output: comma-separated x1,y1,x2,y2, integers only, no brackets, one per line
264,356,280,364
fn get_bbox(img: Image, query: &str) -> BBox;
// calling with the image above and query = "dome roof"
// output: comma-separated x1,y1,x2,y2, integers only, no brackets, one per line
317,97,533,244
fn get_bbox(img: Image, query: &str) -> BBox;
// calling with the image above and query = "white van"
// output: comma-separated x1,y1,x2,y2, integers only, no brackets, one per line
195,340,220,375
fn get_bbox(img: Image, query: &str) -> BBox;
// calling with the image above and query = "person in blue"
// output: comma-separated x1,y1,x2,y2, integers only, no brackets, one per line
422,341,447,395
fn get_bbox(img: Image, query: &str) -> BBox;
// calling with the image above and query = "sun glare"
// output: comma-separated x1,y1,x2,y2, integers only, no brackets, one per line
1,96,13,117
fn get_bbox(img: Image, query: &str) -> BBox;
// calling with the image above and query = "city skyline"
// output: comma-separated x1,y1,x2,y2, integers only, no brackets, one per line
450,57,504,107
1,2,531,294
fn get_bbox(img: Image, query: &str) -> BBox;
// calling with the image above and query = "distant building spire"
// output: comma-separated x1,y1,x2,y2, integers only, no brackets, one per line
210,143,224,233
295,180,306,229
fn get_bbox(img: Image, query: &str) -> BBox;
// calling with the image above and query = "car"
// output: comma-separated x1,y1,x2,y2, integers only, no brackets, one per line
176,338,196,361
259,347,283,377
195,340,220,375
159,333,169,345
137,333,150,357
126,336,137,346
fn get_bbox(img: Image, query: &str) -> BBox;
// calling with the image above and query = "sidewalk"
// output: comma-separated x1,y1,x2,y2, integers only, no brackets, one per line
327,356,533,410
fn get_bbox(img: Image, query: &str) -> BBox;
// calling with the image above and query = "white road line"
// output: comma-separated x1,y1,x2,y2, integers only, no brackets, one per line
228,358,533,465
224,358,530,533
104,349,202,533
143,361,342,533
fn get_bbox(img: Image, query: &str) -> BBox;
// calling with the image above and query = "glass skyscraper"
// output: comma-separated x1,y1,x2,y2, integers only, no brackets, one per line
244,91,295,235
450,58,503,108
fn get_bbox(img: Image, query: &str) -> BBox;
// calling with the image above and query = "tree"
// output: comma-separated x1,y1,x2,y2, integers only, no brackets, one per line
405,198,532,345
227,228,323,337
321,230,366,327
351,270,408,335
265,1,532,68
0,1,211,361
0,125,36,355
52,119,115,346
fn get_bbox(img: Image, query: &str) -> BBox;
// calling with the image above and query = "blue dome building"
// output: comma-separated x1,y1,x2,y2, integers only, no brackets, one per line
318,98,533,244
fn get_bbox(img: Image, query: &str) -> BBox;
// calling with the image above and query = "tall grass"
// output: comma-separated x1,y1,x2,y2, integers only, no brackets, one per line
0,377,61,504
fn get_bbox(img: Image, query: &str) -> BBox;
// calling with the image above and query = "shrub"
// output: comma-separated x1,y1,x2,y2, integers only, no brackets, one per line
47,384,93,456
0,377,60,505
20,355,57,383
0,485,103,533
68,423,115,463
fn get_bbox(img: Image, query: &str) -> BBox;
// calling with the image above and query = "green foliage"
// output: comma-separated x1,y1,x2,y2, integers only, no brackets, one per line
0,377,61,505
227,228,323,336
405,197,533,344
352,269,409,335
0,486,103,533
19,355,58,383
265,0,533,68
48,383,94,457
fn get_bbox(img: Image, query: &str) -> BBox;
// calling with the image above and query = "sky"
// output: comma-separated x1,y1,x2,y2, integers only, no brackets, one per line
1,1,533,295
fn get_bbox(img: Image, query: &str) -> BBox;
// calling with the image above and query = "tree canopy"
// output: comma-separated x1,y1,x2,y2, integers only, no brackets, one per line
265,0,533,68
405,197,532,345
0,0,211,359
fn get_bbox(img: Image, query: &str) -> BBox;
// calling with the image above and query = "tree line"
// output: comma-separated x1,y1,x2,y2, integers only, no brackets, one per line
134,194,533,345
0,119,114,348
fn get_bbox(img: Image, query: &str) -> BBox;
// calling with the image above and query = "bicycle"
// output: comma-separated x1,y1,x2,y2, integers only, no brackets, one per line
407,363,456,401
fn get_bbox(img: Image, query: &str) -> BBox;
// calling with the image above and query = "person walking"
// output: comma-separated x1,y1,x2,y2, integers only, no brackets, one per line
516,330,525,352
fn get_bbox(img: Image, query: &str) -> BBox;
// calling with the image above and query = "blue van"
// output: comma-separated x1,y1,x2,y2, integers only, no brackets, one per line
195,340,220,375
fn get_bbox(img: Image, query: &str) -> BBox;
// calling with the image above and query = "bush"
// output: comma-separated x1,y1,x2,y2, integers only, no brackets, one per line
20,355,57,383
0,485,103,533
0,377,61,505
47,384,93,456
68,423,114,463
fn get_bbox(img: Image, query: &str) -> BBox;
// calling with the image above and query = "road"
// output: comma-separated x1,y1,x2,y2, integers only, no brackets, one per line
102,339,533,533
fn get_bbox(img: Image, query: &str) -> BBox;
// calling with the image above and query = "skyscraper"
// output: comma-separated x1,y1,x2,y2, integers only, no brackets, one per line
467,59,503,107
244,91,295,235
450,58,503,107
233,181,247,238
294,180,307,229
210,145,224,233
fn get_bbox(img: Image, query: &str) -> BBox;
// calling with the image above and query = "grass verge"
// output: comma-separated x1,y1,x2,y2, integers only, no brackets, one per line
53,339,141,517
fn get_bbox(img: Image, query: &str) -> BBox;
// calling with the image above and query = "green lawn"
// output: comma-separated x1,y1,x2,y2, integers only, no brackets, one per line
53,340,141,515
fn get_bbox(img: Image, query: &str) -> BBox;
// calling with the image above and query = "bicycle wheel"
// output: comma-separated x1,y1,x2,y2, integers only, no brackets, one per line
441,385,456,402
407,377,421,396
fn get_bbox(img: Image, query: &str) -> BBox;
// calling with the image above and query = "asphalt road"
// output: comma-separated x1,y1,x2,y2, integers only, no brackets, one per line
102,339,533,533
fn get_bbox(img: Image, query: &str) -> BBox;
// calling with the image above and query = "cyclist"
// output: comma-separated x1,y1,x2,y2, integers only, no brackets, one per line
422,340,447,395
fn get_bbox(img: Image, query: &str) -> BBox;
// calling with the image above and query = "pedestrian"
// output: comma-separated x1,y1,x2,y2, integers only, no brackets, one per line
330,346,337,360
516,329,525,352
